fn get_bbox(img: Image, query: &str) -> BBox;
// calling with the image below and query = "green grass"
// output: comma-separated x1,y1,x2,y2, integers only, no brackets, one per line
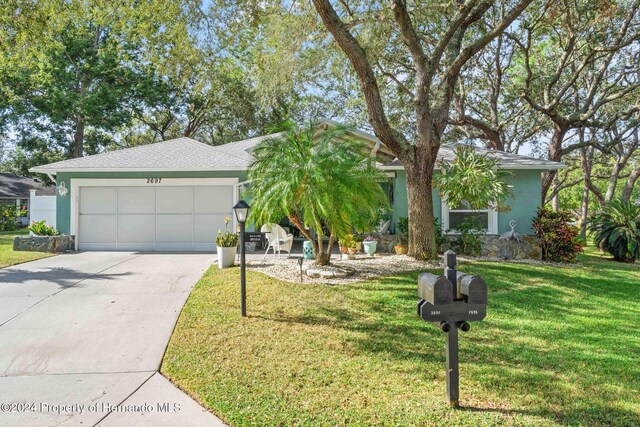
162,247,640,427
0,230,54,268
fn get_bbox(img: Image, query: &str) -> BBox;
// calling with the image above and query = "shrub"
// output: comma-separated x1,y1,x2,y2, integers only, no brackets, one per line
589,199,640,263
448,219,485,256
28,220,60,236
434,219,448,253
0,205,26,231
532,208,583,263
397,217,408,238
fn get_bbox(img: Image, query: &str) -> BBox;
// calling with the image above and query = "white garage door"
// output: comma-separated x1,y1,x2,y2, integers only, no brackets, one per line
78,185,234,251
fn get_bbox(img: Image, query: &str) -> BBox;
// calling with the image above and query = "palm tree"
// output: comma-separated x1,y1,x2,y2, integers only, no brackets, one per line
249,121,390,265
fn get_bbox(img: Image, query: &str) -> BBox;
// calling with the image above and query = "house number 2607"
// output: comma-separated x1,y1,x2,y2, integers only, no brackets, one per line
146,178,162,184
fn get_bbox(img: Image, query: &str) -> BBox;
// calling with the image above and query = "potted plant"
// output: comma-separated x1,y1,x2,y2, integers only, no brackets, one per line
394,217,409,255
216,217,238,268
362,235,378,255
348,240,358,255
352,233,364,252
339,234,353,254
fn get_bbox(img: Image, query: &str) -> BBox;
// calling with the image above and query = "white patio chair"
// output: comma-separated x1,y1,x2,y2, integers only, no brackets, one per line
261,223,294,259
376,220,391,235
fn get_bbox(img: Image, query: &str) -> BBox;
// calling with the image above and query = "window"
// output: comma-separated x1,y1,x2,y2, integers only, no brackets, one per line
441,200,498,234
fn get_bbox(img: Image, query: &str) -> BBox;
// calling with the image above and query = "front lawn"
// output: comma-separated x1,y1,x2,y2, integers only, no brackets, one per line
162,247,640,427
0,230,54,268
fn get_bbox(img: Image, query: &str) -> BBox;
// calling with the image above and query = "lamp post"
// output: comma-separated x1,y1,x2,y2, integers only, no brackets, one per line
233,200,250,317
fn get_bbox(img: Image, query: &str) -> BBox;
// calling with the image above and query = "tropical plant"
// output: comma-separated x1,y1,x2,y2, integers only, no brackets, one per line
0,205,26,231
249,121,390,265
28,220,60,236
216,217,238,247
448,219,485,256
589,199,640,263
532,208,583,263
435,145,513,212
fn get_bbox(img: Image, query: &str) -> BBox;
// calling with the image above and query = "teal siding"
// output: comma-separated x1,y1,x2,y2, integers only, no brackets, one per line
392,170,440,233
500,170,543,235
391,169,544,235
56,171,247,235
56,168,543,237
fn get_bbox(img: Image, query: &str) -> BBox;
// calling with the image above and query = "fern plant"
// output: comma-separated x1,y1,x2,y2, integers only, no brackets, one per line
589,199,640,263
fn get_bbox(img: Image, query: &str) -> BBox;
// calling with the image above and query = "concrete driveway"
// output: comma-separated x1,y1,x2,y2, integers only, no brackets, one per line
0,252,226,426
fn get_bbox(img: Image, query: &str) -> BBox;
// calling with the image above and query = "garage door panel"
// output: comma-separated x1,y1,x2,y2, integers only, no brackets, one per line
117,243,155,251
117,215,155,243
156,215,193,243
78,183,234,251
118,187,155,214
79,215,117,244
194,214,228,243
80,188,116,214
194,187,233,214
156,187,193,214
193,242,216,251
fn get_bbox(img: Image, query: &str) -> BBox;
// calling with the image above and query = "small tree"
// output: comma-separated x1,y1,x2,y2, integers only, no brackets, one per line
435,145,513,211
249,122,390,265
589,199,640,263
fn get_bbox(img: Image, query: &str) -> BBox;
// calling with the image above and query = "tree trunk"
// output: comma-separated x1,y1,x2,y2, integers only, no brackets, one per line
541,126,567,203
605,156,625,203
405,162,438,260
580,182,589,239
622,166,640,202
551,174,560,211
73,114,85,158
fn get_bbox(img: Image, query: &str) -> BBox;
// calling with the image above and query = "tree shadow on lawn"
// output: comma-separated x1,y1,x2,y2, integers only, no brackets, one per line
254,262,640,426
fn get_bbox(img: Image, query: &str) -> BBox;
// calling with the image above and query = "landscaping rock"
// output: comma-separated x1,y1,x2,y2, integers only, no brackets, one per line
306,269,321,278
13,235,75,253
480,235,542,260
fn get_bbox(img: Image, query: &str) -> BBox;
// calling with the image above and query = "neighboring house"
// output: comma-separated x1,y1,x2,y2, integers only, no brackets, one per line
29,122,564,251
0,173,56,227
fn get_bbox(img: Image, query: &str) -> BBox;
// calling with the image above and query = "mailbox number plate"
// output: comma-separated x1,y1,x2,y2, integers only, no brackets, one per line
418,300,487,322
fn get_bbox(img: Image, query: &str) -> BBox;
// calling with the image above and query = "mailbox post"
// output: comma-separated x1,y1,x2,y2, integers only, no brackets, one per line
417,250,488,408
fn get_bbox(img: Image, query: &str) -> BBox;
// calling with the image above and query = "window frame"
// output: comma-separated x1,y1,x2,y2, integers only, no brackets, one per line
441,200,498,235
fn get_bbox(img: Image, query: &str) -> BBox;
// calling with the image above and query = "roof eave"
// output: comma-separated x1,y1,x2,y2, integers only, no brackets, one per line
378,163,567,171
28,166,249,174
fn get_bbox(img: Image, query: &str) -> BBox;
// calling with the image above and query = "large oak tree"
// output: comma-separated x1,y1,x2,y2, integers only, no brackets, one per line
311,0,532,259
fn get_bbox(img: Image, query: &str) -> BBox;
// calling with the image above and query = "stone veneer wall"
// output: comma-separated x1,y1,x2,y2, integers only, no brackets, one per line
13,235,75,253
374,234,542,260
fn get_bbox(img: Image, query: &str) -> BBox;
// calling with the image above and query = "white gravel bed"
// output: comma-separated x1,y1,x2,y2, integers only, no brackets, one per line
246,253,577,285
247,253,439,284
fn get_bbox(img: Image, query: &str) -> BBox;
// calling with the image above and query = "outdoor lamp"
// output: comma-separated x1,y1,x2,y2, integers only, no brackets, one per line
233,200,250,317
233,200,250,223
57,181,68,197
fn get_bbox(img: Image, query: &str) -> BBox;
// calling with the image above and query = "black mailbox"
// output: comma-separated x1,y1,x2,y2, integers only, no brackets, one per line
418,273,453,305
457,273,488,305
416,250,488,408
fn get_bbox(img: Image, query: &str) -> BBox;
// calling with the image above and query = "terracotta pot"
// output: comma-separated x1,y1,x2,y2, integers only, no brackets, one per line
394,244,408,255
348,248,357,255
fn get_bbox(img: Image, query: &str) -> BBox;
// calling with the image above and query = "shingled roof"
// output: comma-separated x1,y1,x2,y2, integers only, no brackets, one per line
381,143,565,170
29,127,564,174
0,173,55,198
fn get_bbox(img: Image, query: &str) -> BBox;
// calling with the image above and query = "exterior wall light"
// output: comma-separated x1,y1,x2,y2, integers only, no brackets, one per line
57,181,68,197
